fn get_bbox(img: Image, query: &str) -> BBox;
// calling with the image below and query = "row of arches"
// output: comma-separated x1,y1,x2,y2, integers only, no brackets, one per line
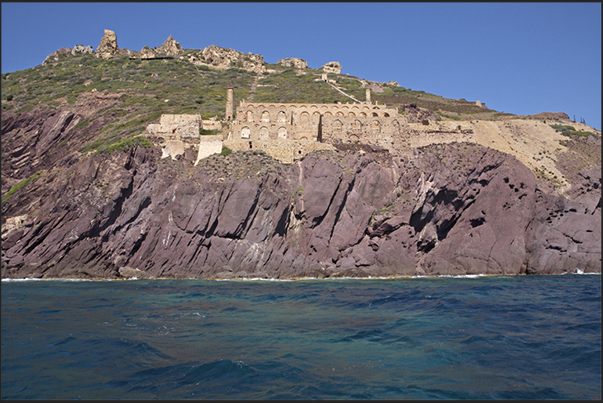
246,103,388,111
242,109,391,123
241,126,288,139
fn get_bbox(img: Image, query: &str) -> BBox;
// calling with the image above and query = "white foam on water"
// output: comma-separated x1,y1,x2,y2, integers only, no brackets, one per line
437,274,487,278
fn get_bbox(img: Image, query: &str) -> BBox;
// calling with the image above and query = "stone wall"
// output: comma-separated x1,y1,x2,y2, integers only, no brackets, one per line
195,135,224,165
229,101,400,143
321,114,410,149
224,138,335,164
149,101,475,165
146,114,200,142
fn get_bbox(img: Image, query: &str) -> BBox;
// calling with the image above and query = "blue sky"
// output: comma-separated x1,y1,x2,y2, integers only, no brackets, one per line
2,2,601,129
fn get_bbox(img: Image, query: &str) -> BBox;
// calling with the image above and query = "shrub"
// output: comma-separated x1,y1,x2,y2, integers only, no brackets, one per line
550,124,594,137
220,146,232,156
2,170,43,203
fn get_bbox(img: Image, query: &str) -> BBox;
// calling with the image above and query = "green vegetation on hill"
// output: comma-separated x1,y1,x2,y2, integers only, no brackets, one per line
254,68,351,104
1,48,519,158
550,124,596,138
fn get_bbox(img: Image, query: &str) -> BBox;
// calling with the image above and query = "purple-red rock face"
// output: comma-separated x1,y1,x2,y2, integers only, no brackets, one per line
1,140,600,279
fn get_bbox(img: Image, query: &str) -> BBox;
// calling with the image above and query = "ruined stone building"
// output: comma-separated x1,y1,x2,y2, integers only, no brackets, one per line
148,86,476,164
227,98,410,150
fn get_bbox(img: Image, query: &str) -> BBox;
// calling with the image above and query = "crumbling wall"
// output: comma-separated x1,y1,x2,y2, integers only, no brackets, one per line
224,138,334,164
146,114,200,142
230,101,400,142
195,135,224,165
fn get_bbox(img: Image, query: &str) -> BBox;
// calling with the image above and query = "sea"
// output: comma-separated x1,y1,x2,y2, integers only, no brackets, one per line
1,274,600,400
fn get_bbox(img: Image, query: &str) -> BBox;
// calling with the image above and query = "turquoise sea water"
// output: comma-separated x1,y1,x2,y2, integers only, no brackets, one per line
1,274,600,399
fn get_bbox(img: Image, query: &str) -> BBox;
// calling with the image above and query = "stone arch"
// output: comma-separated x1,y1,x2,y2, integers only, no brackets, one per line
300,111,310,125
349,134,360,143
352,105,359,110
313,111,321,120
371,120,381,133
277,110,287,122
246,110,254,122
384,113,390,117
333,120,343,131
348,112,356,117
241,126,251,139
261,111,270,122
359,112,367,117
352,119,362,132
392,120,400,133
324,111,332,117
278,126,287,139
372,112,378,117
259,126,269,139
336,111,344,117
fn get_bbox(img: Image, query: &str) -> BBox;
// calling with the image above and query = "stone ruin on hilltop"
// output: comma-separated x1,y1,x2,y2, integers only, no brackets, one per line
146,85,476,164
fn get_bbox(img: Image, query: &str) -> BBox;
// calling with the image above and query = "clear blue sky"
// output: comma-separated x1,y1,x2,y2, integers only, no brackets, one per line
2,2,601,129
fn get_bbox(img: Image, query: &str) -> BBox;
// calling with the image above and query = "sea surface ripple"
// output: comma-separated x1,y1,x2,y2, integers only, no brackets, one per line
1,274,600,399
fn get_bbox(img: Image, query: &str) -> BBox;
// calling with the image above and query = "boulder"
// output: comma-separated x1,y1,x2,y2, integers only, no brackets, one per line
118,266,143,278
139,46,157,59
42,47,70,64
198,45,266,73
277,58,308,69
155,35,183,56
322,61,342,74
96,29,118,59
71,45,94,56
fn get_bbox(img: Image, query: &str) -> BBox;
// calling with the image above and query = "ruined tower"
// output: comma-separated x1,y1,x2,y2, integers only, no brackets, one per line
366,88,371,104
226,87,234,120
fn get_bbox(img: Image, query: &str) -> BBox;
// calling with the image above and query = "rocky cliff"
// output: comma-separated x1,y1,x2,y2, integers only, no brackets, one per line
1,116,599,279
1,35,600,279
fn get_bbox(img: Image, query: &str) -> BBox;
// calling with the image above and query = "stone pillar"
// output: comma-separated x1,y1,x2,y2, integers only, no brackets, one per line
226,87,234,120
366,88,371,104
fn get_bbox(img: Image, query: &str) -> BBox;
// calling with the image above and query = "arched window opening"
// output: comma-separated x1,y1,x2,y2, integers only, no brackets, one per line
333,120,343,132
278,127,287,139
300,111,310,125
371,120,381,133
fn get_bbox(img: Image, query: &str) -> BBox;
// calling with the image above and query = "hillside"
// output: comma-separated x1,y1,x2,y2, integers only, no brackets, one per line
1,32,600,279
